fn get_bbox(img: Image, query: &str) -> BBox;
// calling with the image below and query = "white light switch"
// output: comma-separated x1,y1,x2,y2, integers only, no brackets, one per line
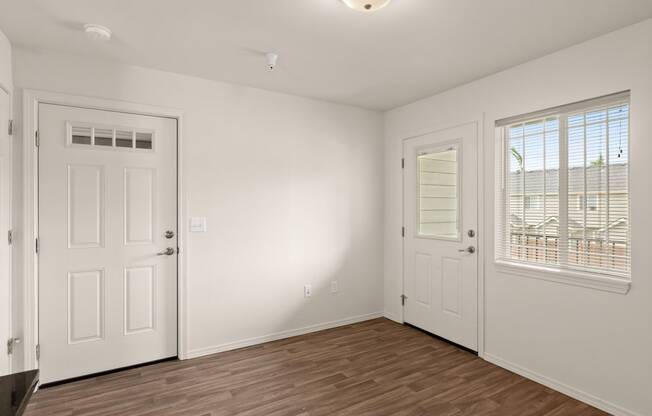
189,217,207,233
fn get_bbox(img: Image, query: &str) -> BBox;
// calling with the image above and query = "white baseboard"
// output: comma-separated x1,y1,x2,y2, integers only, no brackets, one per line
185,312,384,359
383,310,401,323
484,353,642,416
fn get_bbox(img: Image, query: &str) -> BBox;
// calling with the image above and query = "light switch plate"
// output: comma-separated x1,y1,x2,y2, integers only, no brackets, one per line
189,217,207,233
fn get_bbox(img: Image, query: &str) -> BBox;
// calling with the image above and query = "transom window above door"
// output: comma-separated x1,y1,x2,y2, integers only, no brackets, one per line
67,122,154,150
495,92,630,281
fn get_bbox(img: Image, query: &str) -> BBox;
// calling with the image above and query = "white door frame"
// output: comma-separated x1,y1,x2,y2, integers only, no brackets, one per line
21,89,188,372
0,83,13,374
400,119,486,357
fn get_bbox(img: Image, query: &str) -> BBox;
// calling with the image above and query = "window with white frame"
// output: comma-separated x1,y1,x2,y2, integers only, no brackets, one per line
495,92,630,279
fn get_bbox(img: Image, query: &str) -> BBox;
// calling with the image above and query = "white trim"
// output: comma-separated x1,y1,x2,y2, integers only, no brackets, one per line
21,90,37,370
0,86,12,373
176,115,188,360
383,310,401,323
484,353,643,416
476,114,485,358
185,312,383,359
21,89,188,369
0,83,11,96
494,260,631,294
399,134,405,325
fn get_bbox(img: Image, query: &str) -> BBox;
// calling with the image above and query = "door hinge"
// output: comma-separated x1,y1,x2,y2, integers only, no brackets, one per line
8,119,13,135
35,238,39,254
35,344,40,360
35,130,40,147
6,338,20,355
400,294,408,306
401,158,405,169
401,227,405,237
7,230,12,245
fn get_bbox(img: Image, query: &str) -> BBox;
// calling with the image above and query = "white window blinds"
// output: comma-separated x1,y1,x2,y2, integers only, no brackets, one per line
495,92,630,278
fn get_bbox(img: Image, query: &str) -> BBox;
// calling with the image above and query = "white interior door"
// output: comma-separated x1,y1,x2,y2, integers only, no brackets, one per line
403,123,478,351
0,89,10,375
38,104,178,383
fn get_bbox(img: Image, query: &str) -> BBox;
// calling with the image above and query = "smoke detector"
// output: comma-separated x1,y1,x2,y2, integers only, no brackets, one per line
84,24,112,41
341,0,392,12
265,52,278,71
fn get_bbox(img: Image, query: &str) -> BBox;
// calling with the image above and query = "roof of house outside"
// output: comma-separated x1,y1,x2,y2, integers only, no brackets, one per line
509,164,628,194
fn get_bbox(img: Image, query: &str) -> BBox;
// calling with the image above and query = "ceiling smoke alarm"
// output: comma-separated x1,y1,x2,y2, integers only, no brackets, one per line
341,0,392,12
265,52,278,71
84,24,112,41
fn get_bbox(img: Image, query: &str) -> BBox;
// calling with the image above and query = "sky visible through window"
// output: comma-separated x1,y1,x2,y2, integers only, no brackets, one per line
508,104,629,172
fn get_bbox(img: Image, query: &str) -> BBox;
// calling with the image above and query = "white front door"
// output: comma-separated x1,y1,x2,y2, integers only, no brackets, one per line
38,104,178,383
403,123,478,351
0,89,10,375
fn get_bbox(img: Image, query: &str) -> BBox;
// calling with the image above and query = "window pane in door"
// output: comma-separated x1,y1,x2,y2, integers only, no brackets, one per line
71,126,91,145
135,132,153,149
94,128,113,147
418,147,458,239
116,130,134,148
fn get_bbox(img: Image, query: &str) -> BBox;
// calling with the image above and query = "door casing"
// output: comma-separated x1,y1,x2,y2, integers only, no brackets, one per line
0,85,12,375
21,90,188,374
400,120,486,357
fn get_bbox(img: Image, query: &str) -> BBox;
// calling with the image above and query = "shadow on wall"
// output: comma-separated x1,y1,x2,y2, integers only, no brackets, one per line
183,110,384,356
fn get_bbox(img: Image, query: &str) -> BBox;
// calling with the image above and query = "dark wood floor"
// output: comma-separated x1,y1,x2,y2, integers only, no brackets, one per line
26,318,607,416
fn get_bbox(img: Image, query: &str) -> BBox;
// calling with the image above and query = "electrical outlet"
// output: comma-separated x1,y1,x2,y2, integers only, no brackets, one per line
330,281,339,293
304,284,312,297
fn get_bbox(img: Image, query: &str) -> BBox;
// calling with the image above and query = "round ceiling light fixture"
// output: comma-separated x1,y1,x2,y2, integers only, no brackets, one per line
341,0,391,12
84,24,112,41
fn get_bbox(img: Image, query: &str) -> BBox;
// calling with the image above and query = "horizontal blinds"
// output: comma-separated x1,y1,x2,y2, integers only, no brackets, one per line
495,90,630,127
566,103,629,273
496,94,630,278
496,116,561,266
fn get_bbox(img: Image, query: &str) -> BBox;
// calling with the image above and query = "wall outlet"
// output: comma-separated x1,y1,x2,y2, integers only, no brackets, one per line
330,281,339,293
304,284,312,297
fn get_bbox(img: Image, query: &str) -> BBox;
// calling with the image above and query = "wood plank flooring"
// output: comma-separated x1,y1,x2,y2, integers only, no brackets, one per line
25,318,607,416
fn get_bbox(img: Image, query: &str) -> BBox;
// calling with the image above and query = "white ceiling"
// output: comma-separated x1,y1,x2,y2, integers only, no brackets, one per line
1,0,652,110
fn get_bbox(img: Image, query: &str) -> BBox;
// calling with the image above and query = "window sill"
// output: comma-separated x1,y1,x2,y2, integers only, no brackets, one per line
494,260,631,294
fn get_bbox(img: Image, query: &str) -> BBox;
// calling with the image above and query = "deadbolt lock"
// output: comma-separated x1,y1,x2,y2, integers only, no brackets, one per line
468,229,476,238
165,230,175,239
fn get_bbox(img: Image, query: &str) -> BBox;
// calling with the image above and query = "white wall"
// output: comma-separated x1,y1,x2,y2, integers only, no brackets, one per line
384,19,652,416
0,30,11,92
12,48,384,359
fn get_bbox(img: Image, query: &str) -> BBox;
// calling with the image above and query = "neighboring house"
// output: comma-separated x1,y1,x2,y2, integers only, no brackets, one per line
507,163,628,269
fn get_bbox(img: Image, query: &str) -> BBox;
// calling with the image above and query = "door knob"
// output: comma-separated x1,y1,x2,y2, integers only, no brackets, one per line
157,247,175,256
458,246,475,254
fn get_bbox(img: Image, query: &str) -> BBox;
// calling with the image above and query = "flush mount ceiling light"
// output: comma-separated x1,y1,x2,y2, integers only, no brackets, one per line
341,0,391,12
84,24,112,41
